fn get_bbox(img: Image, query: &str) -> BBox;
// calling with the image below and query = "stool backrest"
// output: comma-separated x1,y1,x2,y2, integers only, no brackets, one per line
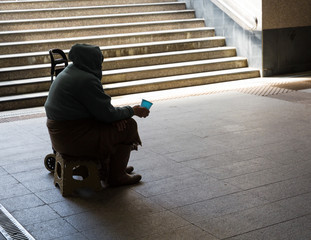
49,49,68,83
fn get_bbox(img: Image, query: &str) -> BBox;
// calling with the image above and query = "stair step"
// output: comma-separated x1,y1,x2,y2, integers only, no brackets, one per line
1,56,249,83
0,77,50,96
104,68,260,96
103,47,237,70
0,19,205,42
0,68,260,111
1,64,50,81
102,57,249,83
0,37,226,68
0,2,186,20
0,27,215,55
0,46,236,81
0,10,195,31
0,91,48,111
0,0,177,10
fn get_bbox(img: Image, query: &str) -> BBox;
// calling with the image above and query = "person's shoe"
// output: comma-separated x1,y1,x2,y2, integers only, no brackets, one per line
108,174,142,187
125,166,134,174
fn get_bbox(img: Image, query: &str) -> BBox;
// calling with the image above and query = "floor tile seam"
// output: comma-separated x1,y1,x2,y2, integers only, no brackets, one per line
0,172,31,193
155,187,245,210
127,213,191,240
195,200,307,227
32,192,61,206
168,188,268,211
221,214,311,240
205,161,286,181
147,183,244,203
182,222,221,240
4,165,45,176
0,190,32,202
0,198,47,216
25,216,84,239
135,223,218,240
135,178,209,198
221,159,311,182
192,161,268,177
196,154,284,171
221,177,292,193
47,203,102,219
14,211,60,230
264,190,311,205
227,175,311,199
165,146,241,164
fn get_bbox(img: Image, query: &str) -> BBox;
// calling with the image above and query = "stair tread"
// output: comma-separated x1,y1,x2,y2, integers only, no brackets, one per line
0,9,195,24
0,91,48,101
103,57,247,75
1,46,235,71
105,46,236,61
0,36,226,59
0,27,214,46
0,56,246,81
0,77,50,86
0,2,184,12
1,18,204,35
103,68,260,89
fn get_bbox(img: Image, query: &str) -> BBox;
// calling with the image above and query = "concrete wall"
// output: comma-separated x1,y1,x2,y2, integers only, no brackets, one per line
262,0,311,29
178,0,263,74
262,0,311,76
263,26,311,76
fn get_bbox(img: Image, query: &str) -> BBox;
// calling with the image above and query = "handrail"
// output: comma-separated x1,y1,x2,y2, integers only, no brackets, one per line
211,0,261,31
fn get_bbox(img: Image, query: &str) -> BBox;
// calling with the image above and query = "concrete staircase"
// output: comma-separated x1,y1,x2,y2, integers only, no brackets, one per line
0,0,260,111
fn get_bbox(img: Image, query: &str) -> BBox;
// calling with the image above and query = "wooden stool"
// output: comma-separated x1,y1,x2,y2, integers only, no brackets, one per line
54,153,103,196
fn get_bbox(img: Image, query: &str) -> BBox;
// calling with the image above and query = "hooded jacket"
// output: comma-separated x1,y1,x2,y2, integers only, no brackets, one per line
44,44,134,122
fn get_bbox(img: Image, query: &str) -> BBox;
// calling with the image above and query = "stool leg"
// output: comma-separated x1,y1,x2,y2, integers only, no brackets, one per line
54,154,75,197
54,154,103,196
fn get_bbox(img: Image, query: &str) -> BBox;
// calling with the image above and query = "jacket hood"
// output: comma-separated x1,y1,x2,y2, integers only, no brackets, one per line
68,44,104,79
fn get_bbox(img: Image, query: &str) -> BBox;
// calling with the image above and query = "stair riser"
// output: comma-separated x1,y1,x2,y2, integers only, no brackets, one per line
0,12,195,31
0,82,50,97
0,55,50,68
103,49,237,70
0,0,176,10
103,60,248,83
0,4,186,20
1,21,205,42
0,29,215,55
0,97,46,111
106,71,261,96
0,38,226,68
0,49,236,81
0,68,50,81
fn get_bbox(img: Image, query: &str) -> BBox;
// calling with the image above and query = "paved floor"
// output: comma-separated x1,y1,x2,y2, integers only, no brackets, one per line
1,73,311,240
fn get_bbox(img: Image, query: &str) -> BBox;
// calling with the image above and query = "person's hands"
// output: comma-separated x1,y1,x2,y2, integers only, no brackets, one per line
132,105,150,118
113,119,128,131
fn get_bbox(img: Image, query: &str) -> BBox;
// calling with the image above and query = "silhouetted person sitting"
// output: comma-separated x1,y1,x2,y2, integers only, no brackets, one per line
45,43,149,187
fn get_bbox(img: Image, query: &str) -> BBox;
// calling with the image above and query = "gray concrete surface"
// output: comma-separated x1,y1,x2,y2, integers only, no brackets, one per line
0,74,311,239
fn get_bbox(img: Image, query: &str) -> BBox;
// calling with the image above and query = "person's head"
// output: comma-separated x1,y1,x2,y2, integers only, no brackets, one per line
68,43,104,79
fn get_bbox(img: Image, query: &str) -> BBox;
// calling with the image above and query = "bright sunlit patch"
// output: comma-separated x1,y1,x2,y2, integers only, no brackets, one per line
111,71,311,107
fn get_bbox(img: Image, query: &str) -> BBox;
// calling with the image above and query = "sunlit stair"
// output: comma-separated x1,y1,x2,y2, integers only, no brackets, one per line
0,0,260,111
